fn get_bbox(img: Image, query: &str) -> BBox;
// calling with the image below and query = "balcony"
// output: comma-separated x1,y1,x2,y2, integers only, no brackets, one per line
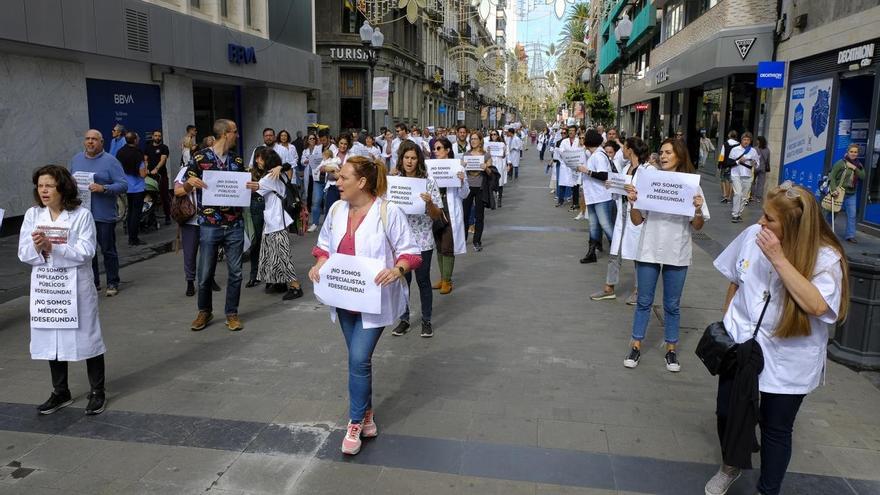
627,2,656,50
601,0,627,37
598,38,620,74
597,2,657,74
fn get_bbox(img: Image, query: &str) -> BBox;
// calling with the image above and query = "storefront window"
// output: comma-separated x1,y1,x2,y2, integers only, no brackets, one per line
727,74,757,135
697,83,722,142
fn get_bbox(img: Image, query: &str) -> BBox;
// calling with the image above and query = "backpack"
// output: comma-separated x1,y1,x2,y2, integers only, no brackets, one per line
272,173,305,234
719,141,737,170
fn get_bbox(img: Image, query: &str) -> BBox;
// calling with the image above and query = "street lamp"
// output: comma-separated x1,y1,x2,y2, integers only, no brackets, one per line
613,13,632,130
359,21,384,134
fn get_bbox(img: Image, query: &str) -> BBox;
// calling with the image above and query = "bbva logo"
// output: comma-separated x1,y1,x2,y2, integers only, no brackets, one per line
228,43,257,65
114,94,134,104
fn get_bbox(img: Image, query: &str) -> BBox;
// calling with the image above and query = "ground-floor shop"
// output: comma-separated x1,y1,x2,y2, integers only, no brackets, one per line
778,38,880,231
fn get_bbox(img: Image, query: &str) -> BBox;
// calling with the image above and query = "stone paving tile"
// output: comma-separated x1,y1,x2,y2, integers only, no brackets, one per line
467,415,539,447
537,419,609,453
604,425,680,461
16,436,107,473
213,452,308,494
397,409,474,441
818,446,880,481
292,459,382,494
140,446,239,490
375,467,538,495
0,430,47,467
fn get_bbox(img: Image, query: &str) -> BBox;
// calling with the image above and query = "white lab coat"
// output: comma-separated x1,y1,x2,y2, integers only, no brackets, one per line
273,143,300,185
257,175,294,234
714,224,843,394
492,142,509,187
443,181,471,256
508,136,523,168
316,199,420,329
449,140,471,159
610,163,654,259
557,138,585,188
18,206,105,361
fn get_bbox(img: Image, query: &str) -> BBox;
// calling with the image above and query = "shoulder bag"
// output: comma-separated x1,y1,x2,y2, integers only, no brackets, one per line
696,291,771,376
170,193,196,225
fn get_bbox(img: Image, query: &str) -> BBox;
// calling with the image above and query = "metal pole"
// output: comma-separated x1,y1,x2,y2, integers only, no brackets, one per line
616,44,624,129
369,58,376,134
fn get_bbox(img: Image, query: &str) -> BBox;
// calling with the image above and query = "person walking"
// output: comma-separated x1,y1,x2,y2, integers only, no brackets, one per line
825,143,865,244
461,132,495,252
325,134,350,210
729,132,760,223
624,138,709,372
69,129,128,297
719,131,739,203
751,136,770,204
704,181,848,495
389,141,443,338
143,130,172,225
488,130,509,207
302,134,321,232
245,145,268,289
589,137,652,303
116,131,148,246
506,127,523,180
173,161,201,297
699,130,715,170
430,137,469,294
254,147,303,300
308,155,420,456
108,124,126,156
556,125,582,208
273,130,300,184
185,119,260,332
578,130,615,264
19,165,108,415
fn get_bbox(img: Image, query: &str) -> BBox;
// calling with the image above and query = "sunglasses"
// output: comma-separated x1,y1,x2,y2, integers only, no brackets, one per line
433,147,444,151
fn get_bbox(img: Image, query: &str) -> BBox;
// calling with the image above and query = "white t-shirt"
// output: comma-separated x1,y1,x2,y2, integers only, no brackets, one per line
729,145,760,177
583,149,614,205
257,175,294,234
714,224,843,394
634,184,710,266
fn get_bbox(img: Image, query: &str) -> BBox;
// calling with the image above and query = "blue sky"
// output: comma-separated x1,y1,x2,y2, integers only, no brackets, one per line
514,2,570,71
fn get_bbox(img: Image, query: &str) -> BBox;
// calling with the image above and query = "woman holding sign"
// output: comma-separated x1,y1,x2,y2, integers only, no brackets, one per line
462,132,496,252
309,156,421,456
19,165,107,416
624,139,709,372
430,138,470,293
487,131,509,208
390,141,444,338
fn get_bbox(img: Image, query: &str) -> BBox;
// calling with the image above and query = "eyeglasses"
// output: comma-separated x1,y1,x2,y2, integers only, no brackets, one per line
778,180,801,199
434,147,444,151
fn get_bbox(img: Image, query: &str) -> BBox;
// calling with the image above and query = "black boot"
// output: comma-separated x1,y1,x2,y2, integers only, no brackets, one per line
579,241,597,264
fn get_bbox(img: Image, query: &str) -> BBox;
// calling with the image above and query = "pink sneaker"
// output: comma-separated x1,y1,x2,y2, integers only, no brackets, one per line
341,422,362,455
362,410,378,438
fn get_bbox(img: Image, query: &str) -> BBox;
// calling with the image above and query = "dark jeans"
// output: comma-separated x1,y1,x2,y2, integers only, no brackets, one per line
249,195,265,281
513,166,519,179
49,354,105,394
716,375,806,495
126,192,145,243
325,184,340,212
91,221,120,289
338,309,384,422
180,224,199,281
197,224,244,316
151,173,171,219
539,144,546,161
462,187,485,245
497,186,504,199
571,185,580,208
402,249,434,323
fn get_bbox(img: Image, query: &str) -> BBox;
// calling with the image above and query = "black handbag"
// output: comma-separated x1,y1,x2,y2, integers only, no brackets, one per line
432,185,450,234
696,291,771,376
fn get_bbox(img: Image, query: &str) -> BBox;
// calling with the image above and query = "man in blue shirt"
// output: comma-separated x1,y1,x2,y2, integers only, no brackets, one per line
70,129,128,297
108,124,126,156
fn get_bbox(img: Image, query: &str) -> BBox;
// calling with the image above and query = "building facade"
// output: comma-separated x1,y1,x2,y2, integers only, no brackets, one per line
0,0,320,233
768,0,880,234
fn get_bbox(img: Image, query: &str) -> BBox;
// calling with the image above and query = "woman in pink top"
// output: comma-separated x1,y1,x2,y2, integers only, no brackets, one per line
309,155,421,456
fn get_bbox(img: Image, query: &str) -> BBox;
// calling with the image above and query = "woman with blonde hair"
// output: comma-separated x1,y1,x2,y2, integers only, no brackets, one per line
705,181,848,495
309,155,421,456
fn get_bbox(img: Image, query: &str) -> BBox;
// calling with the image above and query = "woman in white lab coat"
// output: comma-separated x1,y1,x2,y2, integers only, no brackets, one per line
254,148,303,300
308,155,421,457
430,137,469,293
488,130,509,207
704,181,848,495
18,165,107,416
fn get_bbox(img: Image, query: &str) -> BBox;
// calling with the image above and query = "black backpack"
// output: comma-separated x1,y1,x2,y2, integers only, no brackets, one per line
720,141,738,170
273,173,304,232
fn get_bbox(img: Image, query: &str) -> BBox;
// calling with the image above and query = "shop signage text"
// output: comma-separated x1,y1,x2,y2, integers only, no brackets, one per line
756,61,785,89
837,43,874,65
228,43,257,65
393,56,413,73
654,67,669,85
329,47,372,62
634,102,649,111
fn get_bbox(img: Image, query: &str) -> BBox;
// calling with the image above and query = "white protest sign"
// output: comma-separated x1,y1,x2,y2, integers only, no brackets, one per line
385,176,427,215
607,173,632,196
562,150,584,170
425,159,463,188
72,172,94,211
633,168,701,217
314,254,384,313
30,266,78,328
486,142,504,157
0,208,5,229
463,155,484,171
201,170,251,207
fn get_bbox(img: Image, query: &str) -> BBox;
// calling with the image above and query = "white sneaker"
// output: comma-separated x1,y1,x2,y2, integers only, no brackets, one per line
704,466,741,495
573,212,584,220
307,224,317,233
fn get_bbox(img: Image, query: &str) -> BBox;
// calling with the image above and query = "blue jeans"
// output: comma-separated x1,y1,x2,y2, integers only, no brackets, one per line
338,309,384,422
588,200,616,243
402,249,433,323
631,262,688,344
325,185,340,213
197,223,244,316
91,221,120,288
310,181,326,224
825,193,858,240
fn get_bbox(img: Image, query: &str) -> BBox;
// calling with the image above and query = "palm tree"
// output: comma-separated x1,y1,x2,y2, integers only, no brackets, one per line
558,2,591,53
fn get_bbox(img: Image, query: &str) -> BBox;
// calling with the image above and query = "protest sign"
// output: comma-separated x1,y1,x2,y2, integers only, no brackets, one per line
486,142,504,157
314,254,384,313
425,159,463,188
633,168,701,216
562,150,584,170
462,155,484,171
35,221,70,245
201,170,251,207
30,266,78,328
385,176,427,215
72,171,93,210
0,208,5,229
607,173,632,196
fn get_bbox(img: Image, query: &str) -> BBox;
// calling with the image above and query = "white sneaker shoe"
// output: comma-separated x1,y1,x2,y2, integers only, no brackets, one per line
573,212,584,220
704,465,741,495
307,224,317,233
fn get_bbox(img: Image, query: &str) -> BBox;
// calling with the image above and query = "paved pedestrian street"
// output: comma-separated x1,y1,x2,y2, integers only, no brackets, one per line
1,152,879,495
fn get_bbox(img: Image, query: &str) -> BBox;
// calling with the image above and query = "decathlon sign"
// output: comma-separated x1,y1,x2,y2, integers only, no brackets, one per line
838,43,874,65
756,61,785,89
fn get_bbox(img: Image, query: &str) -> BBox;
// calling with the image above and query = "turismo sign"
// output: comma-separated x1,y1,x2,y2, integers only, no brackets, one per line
757,61,785,89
